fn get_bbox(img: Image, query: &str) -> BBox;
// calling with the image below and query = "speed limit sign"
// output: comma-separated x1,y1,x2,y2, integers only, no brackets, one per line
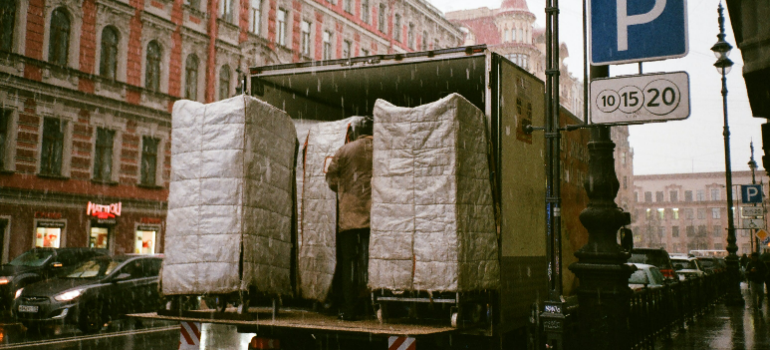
590,72,690,125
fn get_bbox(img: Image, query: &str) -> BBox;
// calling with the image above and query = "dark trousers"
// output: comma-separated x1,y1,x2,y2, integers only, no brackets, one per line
334,228,370,318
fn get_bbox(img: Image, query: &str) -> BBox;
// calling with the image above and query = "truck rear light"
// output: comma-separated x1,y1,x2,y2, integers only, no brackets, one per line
660,269,675,279
250,337,280,349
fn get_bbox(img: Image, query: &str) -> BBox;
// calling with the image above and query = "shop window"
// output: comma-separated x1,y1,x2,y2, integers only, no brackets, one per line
393,14,401,42
276,9,287,46
185,54,199,100
89,227,109,249
40,117,65,176
219,65,230,100
300,21,311,56
323,31,332,60
378,4,386,33
49,8,70,66
135,229,157,254
250,0,262,34
361,0,369,23
35,225,63,248
141,136,159,186
146,41,162,92
0,0,15,52
100,26,119,79
93,127,115,182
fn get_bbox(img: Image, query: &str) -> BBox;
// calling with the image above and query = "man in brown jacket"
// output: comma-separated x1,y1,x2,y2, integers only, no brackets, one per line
325,117,373,321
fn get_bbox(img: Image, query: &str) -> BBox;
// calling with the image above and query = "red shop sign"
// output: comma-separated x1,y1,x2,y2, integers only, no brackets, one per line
140,217,162,224
34,212,62,219
86,201,122,219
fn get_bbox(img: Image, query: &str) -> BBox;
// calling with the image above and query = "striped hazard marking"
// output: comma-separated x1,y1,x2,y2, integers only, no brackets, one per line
178,321,201,350
388,336,416,350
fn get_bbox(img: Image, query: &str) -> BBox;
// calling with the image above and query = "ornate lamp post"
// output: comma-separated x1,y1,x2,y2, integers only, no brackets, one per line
711,2,744,306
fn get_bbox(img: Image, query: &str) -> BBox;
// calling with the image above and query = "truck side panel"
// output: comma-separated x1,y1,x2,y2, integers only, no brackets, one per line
497,58,547,332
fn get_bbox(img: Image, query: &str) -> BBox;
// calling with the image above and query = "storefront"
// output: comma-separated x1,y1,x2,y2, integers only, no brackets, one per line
86,201,122,252
33,212,66,249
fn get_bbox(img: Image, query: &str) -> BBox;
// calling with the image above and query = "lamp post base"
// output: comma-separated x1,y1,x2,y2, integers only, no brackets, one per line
724,257,745,306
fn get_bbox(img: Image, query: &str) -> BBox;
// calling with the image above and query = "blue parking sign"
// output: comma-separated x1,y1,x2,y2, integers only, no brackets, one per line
741,185,763,204
590,0,688,65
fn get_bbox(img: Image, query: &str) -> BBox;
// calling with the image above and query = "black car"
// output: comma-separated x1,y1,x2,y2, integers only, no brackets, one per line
628,248,679,281
0,248,107,314
13,255,163,333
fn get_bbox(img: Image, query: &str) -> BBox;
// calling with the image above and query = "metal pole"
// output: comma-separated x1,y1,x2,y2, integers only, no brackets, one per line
750,142,758,253
720,42,745,306
541,0,567,348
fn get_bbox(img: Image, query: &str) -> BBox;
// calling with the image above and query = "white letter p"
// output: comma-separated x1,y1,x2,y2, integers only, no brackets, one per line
617,0,667,51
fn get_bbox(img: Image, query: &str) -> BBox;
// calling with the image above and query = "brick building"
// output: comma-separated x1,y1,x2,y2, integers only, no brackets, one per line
0,0,462,262
632,171,770,255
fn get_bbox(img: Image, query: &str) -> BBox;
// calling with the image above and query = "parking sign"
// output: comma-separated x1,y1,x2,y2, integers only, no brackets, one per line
741,185,763,204
590,0,688,65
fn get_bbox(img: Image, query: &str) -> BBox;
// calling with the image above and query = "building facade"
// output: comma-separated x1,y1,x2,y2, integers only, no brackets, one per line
632,171,770,255
0,0,462,262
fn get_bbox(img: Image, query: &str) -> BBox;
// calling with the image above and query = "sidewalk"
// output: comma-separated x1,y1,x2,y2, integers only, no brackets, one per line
657,282,770,349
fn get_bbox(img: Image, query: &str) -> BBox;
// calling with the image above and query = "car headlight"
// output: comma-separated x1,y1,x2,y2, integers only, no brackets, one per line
14,288,22,299
54,288,84,302
0,276,10,285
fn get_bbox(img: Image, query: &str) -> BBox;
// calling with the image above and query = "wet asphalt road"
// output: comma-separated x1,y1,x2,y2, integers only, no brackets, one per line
657,283,770,350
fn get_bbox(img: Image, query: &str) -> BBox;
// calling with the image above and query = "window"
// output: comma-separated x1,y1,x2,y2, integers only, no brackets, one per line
645,208,651,219
378,4,386,33
36,226,62,248
696,190,705,201
714,243,723,250
343,0,352,13
93,128,115,182
408,23,415,49
684,208,693,219
184,54,199,100
141,136,159,186
634,192,638,203
40,118,64,176
361,0,369,23
686,226,694,237
0,109,10,170
656,191,664,202
685,190,693,202
323,31,332,60
670,190,678,202
518,29,523,42
277,9,287,46
99,27,119,79
713,225,722,237
621,152,626,167
49,8,71,66
623,176,627,189
422,31,428,50
220,0,236,23
145,41,162,92
89,226,109,249
301,21,311,56
393,14,401,42
697,225,707,236
250,0,262,34
672,208,679,220
219,65,231,100
711,188,720,201
672,226,679,237
434,38,439,49
1,0,16,52
712,208,720,219
658,226,665,238
697,208,706,219
135,229,157,254
342,40,351,58
644,191,652,202
657,208,664,220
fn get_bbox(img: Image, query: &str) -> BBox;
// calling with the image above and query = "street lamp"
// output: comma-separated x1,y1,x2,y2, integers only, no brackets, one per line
711,2,744,306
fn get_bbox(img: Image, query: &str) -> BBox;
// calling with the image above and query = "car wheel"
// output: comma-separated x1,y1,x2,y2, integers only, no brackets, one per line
78,300,104,334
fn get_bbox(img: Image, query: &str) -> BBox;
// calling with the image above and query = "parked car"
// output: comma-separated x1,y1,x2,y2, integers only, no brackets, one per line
670,256,706,280
0,248,107,314
628,263,667,291
628,248,679,281
13,254,163,333
696,257,724,274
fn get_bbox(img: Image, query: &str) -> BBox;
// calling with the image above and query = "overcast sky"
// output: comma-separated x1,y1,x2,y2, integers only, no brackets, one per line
429,0,764,176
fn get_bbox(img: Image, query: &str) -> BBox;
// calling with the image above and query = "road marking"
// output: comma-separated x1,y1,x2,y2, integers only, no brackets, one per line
0,325,178,349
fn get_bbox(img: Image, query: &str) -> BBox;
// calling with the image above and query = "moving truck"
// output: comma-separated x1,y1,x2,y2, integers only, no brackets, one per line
134,45,590,349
